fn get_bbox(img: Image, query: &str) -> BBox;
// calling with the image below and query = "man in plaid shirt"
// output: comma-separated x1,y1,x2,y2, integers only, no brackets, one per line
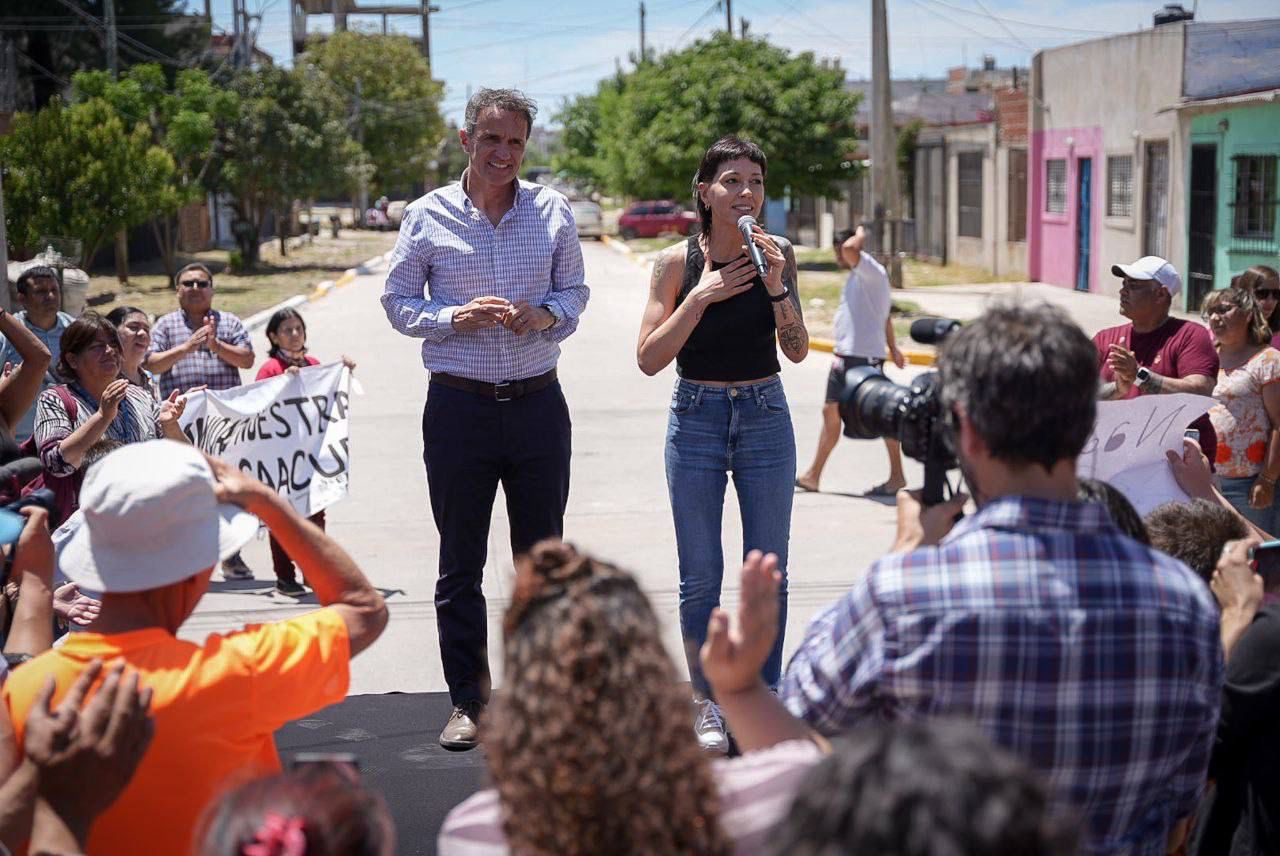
381,88,589,751
146,261,256,578
773,303,1221,854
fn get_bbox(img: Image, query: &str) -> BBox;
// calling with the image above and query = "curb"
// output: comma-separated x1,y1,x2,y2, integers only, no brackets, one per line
600,234,653,268
244,250,392,332
808,337,936,366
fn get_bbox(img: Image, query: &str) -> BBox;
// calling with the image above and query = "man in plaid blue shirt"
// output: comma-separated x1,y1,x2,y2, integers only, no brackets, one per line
381,88,589,751
775,303,1221,854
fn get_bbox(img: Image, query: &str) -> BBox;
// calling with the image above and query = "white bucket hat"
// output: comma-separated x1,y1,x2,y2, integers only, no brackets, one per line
1111,255,1182,297
57,440,259,593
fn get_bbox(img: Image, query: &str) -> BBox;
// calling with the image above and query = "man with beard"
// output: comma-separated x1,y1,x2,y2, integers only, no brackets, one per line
760,303,1221,855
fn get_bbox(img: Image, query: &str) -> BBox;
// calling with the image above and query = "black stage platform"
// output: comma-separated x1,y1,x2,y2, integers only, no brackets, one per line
275,692,489,856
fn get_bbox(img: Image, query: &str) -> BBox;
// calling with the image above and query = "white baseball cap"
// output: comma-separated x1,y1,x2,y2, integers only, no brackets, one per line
1111,256,1182,297
57,440,259,594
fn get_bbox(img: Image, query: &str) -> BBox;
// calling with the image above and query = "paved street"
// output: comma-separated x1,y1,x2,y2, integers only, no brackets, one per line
183,239,927,695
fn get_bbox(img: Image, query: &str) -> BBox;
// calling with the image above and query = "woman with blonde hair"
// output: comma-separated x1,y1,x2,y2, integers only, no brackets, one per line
1202,286,1280,531
438,541,822,855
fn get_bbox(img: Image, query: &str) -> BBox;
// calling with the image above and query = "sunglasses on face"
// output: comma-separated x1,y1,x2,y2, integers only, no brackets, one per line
1255,289,1280,300
179,279,212,289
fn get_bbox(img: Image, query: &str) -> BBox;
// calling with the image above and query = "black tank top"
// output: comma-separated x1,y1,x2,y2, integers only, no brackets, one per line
675,236,781,382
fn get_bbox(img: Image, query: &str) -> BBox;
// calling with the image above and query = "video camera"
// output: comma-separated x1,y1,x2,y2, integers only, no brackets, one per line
838,318,961,505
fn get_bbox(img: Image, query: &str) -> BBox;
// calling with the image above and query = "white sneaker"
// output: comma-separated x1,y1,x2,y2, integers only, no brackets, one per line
694,698,729,755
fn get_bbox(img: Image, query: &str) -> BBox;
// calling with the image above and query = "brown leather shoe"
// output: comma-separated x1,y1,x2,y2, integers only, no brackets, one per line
439,701,484,751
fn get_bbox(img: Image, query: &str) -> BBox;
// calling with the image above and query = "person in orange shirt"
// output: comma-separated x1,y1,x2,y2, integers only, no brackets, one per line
1,439,388,856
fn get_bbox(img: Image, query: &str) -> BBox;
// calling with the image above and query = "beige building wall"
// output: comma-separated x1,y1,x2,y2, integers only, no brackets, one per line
944,123,1028,279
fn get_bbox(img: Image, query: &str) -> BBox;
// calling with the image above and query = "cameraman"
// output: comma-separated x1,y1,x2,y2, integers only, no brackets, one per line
776,302,1222,854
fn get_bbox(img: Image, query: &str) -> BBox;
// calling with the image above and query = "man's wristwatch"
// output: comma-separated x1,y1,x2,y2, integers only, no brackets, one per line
540,303,561,330
1135,366,1153,391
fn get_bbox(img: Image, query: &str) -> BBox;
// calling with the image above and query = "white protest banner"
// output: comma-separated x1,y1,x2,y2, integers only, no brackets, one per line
1076,393,1215,515
177,362,355,517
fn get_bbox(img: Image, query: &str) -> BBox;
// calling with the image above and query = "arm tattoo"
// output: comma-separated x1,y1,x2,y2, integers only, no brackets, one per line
783,243,803,320
1146,372,1164,393
779,325,806,353
650,251,670,295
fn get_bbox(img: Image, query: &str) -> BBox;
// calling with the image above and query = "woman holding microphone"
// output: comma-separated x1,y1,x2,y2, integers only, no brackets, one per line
637,136,808,753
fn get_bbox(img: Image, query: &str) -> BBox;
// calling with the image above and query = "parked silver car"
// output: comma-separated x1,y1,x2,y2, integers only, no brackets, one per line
570,199,604,239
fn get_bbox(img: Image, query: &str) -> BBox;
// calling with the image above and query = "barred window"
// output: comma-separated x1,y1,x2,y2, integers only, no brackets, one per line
1046,159,1067,214
1107,155,1133,218
1233,155,1278,239
957,152,983,238
1007,148,1027,242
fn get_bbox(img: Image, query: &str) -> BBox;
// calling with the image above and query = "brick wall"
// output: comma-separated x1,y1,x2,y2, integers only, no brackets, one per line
996,88,1028,145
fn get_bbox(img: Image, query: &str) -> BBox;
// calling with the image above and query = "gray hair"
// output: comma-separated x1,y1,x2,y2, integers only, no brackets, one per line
464,88,537,139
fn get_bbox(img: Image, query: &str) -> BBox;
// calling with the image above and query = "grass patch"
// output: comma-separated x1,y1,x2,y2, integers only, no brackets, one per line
792,246,1014,289
618,236,685,255
86,231,397,320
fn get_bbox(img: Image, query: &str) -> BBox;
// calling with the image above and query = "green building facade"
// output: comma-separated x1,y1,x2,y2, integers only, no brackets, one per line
1186,101,1280,297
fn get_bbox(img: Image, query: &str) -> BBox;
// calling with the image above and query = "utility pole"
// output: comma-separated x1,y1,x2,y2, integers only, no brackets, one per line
639,2,646,64
354,78,367,227
421,1,433,66
104,0,118,77
724,0,733,35
739,16,749,38
231,0,243,68
870,0,901,282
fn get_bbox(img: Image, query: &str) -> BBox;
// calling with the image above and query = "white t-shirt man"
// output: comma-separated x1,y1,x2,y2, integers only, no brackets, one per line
832,254,892,360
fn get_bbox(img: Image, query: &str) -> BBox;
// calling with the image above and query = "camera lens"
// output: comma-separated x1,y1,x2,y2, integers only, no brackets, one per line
839,366,912,441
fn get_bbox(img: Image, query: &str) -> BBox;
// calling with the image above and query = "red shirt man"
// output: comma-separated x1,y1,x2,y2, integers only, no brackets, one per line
1094,256,1218,460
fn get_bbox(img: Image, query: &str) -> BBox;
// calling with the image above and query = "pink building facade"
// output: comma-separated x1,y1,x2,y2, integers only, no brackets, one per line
1028,126,1103,293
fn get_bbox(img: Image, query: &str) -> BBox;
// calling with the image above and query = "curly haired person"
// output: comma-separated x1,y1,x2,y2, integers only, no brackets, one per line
437,541,824,855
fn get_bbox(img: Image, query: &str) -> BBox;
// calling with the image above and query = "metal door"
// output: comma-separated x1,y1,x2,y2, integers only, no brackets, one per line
1076,158,1092,291
1187,144,1217,309
1144,141,1170,257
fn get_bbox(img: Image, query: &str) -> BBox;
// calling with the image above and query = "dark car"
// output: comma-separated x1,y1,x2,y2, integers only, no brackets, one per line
617,201,699,239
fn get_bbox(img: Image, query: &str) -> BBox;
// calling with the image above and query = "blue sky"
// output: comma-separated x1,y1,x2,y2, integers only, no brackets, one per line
203,0,1265,125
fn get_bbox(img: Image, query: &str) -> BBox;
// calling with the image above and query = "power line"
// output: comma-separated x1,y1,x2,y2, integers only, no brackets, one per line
969,0,1033,51
674,0,722,49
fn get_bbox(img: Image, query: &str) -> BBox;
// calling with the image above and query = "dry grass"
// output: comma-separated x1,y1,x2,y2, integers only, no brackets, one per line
86,230,398,320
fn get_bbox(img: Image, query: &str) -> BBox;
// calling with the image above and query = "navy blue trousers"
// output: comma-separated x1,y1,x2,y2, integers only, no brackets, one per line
422,380,572,706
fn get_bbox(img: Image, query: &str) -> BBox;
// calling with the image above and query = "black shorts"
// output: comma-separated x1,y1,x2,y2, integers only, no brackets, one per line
825,354,885,403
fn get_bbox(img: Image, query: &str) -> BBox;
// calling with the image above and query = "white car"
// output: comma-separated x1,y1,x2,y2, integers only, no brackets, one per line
570,199,604,240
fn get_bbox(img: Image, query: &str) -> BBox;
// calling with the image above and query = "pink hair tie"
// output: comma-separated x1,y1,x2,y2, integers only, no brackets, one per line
242,813,307,856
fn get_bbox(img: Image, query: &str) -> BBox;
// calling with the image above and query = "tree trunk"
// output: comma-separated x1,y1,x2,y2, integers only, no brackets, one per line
114,230,129,285
277,207,288,257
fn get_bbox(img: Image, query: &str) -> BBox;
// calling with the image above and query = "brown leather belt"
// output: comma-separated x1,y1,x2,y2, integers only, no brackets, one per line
430,368,557,402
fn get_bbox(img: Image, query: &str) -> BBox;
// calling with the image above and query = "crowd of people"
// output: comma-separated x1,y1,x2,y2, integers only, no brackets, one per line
0,83,1275,856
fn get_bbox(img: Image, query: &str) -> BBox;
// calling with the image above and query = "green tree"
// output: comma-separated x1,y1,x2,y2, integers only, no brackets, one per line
557,33,859,203
299,31,445,196
1,97,174,269
206,66,358,267
72,63,239,277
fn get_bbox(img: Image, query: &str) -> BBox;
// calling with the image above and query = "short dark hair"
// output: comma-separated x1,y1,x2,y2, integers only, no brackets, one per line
464,88,537,139
1145,499,1247,582
57,312,121,381
833,228,855,246
83,438,126,474
1078,478,1150,545
773,719,1077,856
198,765,392,856
938,302,1097,470
105,306,148,328
692,135,768,238
15,265,58,295
174,262,213,289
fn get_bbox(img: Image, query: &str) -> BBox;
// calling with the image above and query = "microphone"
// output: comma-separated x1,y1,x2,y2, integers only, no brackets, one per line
909,317,962,345
737,215,770,279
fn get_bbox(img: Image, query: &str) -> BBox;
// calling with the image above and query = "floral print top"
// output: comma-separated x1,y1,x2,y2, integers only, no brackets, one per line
1210,347,1280,478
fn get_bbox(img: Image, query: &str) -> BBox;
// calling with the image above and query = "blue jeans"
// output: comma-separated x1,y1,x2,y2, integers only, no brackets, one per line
1219,475,1277,535
665,376,795,698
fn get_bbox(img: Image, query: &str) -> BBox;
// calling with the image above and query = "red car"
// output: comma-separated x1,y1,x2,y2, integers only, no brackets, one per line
617,201,699,239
